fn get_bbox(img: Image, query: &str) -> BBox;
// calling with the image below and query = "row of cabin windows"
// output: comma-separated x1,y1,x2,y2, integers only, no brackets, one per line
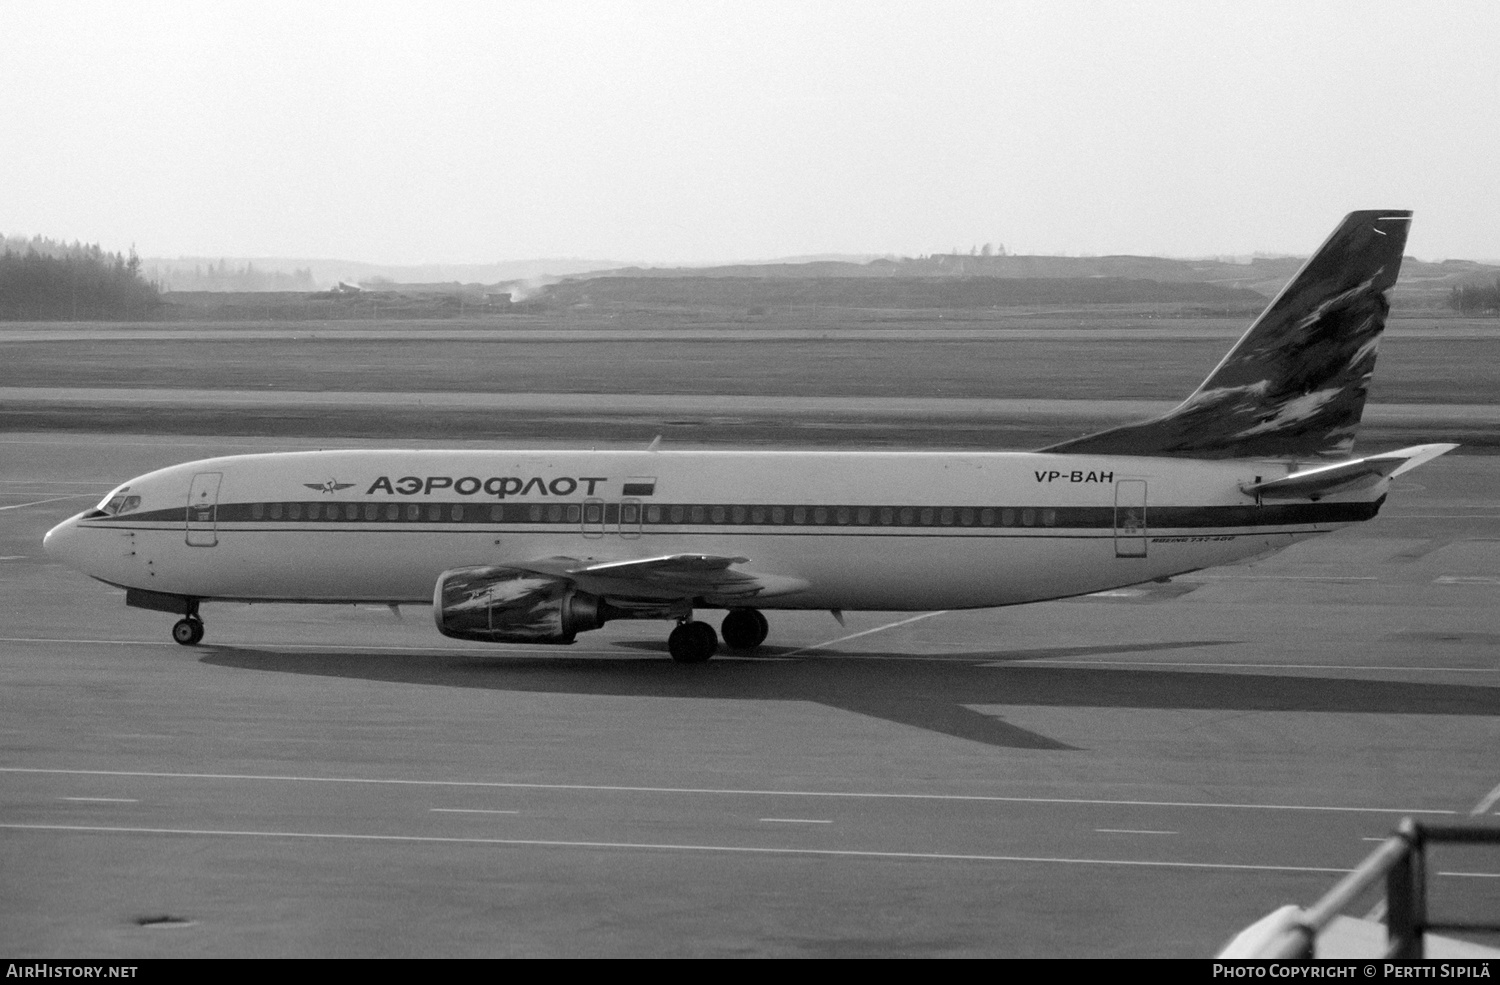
643,504,1058,527
244,501,1062,527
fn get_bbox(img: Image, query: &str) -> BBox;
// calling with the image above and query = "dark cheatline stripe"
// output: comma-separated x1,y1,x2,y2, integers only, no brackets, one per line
96,499,1381,530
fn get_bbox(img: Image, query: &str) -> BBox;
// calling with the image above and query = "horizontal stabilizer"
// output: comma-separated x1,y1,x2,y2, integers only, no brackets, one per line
1241,443,1457,500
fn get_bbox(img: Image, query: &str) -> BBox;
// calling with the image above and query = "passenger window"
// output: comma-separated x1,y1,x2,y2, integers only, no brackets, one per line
252,503,265,520
813,507,828,524
771,507,785,524
980,508,995,526
1022,509,1036,526
385,504,397,521
408,504,421,521
288,503,302,520
365,503,378,521
1001,509,1015,526
529,504,543,522
920,508,934,525
647,505,662,523
792,507,806,524
566,505,581,523
452,505,463,521
960,508,975,526
856,507,871,525
307,503,320,520
346,503,359,520
750,507,766,523
1042,508,1057,526
490,505,503,521
711,506,726,523
585,503,602,523
939,508,954,525
427,504,441,521
880,507,894,525
899,508,914,525
690,506,705,523
549,504,564,522
270,503,283,520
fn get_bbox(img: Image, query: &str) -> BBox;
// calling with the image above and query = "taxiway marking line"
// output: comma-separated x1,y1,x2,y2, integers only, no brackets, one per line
1192,574,1378,581
1438,871,1500,878
1003,659,1500,673
1096,829,1176,835
1470,780,1500,817
0,556,27,561
63,797,137,803
0,637,630,657
431,808,519,815
0,495,93,512
760,818,832,824
0,768,1457,815
783,611,948,656
0,822,1360,874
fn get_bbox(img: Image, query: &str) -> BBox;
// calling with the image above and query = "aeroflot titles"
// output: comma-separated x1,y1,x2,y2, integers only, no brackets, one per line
366,475,609,498
364,468,1122,500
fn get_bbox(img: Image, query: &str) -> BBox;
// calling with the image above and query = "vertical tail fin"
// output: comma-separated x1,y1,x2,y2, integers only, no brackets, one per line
1042,210,1412,460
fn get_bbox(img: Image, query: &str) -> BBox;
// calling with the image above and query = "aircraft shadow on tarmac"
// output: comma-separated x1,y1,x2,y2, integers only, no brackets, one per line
199,640,1500,753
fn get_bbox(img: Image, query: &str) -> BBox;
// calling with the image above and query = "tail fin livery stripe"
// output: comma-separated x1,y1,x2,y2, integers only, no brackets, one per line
1042,210,1412,460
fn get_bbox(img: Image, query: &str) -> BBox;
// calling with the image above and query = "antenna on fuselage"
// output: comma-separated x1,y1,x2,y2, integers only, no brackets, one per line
646,434,663,452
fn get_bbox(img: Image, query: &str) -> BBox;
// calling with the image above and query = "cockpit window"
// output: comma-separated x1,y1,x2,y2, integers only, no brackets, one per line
96,490,142,516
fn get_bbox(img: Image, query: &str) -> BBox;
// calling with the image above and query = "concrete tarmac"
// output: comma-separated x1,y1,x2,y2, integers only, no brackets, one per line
2,434,1498,957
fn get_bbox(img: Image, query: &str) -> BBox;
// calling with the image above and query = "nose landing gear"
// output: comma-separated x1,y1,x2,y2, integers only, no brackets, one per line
171,616,205,646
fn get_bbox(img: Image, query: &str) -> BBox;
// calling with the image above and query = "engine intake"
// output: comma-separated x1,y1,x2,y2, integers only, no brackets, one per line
433,566,611,644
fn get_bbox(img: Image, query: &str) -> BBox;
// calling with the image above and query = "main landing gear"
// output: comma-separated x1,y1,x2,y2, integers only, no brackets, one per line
667,619,717,664
720,607,769,651
171,615,204,646
666,608,769,664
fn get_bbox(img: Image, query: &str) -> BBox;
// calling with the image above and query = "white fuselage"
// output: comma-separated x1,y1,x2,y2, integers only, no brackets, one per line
44,447,1381,612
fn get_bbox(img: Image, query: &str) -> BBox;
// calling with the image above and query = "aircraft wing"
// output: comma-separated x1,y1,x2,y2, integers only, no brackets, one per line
510,554,809,601
1241,443,1458,500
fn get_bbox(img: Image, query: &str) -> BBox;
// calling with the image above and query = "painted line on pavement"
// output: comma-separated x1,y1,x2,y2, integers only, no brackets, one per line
783,611,948,656
0,822,1361,874
0,768,1459,815
1002,659,1500,673
0,495,94,512
1470,780,1500,817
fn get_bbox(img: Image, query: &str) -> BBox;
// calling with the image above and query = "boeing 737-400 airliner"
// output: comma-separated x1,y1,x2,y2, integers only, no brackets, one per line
44,211,1455,662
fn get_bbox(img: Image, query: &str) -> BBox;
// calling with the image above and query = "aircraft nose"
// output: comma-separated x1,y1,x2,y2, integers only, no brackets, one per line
43,513,85,568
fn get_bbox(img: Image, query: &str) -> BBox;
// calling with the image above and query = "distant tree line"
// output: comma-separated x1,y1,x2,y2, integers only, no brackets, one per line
1,235,162,320
1449,276,1500,314
146,259,318,292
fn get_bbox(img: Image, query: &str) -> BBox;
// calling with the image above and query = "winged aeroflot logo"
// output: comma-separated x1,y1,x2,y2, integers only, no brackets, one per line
305,479,357,494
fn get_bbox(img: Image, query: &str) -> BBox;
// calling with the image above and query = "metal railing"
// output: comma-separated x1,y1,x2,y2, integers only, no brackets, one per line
1260,818,1500,958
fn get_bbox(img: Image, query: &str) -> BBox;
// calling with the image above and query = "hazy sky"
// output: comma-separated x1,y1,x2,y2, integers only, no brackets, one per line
5,0,1498,264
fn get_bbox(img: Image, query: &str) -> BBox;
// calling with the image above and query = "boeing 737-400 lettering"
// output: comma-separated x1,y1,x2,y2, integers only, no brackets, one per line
43,211,1455,662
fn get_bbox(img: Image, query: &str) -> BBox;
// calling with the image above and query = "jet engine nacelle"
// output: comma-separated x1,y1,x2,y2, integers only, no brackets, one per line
433,565,610,644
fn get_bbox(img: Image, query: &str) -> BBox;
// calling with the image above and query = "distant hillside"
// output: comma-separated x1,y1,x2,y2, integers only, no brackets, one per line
538,275,1268,311
568,254,1500,309
142,256,637,291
